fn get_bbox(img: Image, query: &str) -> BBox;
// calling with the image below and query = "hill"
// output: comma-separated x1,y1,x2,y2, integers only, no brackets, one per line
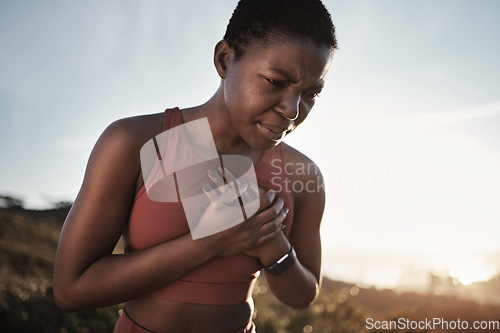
0,201,499,332
0,204,121,333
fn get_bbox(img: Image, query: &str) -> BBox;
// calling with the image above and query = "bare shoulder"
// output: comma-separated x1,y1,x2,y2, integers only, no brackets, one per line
55,112,166,288
280,142,325,195
279,141,325,222
61,112,165,252
100,112,164,149
280,142,321,169
83,112,165,193
279,144,324,280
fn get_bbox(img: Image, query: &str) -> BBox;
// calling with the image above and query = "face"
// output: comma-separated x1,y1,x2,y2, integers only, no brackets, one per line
218,36,332,151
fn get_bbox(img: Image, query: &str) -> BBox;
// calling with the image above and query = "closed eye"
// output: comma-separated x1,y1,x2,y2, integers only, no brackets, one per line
265,77,286,87
303,90,321,99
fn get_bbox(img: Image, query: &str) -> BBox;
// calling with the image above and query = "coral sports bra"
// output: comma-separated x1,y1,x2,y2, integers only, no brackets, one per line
122,108,294,305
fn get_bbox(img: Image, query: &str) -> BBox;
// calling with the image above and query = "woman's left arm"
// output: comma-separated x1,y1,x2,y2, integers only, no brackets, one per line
259,145,326,309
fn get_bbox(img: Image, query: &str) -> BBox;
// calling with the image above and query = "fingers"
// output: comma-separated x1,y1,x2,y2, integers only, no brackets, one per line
202,184,217,201
208,169,226,191
237,181,259,206
208,167,247,193
258,189,276,213
218,166,235,183
251,182,261,197
204,183,244,206
258,186,266,197
259,205,289,235
253,210,288,247
206,168,250,206
272,197,285,216
208,167,243,190
205,167,279,215
246,194,288,239
253,226,285,247
217,184,243,205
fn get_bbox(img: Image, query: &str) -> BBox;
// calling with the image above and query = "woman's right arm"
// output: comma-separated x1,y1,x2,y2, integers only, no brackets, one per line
53,118,214,311
53,118,283,312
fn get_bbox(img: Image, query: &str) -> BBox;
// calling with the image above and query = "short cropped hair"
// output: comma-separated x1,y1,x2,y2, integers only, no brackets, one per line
223,0,337,60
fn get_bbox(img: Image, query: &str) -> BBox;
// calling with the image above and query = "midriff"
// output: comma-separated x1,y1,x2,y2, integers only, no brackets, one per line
125,296,254,333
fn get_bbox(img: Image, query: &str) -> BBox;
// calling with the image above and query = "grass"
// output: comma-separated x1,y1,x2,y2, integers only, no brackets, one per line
1,204,499,333
0,206,120,333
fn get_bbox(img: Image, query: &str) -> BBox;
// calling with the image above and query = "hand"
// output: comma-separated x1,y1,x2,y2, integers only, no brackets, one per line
192,177,254,239
207,168,291,262
196,168,289,257
206,167,291,262
244,229,291,265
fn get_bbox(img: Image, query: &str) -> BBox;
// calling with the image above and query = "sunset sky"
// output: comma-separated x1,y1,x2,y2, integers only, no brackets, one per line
1,0,499,288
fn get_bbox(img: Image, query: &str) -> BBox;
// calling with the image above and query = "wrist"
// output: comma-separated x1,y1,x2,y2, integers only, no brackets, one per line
259,245,296,276
258,237,291,266
192,234,220,260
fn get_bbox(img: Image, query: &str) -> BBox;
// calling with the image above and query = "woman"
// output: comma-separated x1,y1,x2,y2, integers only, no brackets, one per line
54,0,337,332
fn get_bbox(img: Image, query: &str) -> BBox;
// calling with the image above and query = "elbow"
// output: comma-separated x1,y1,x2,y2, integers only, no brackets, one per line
53,284,74,312
53,264,92,312
281,285,319,310
53,280,83,312
288,293,317,310
285,281,320,310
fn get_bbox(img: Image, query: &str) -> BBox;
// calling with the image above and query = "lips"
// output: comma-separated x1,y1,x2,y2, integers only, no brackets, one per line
257,122,289,141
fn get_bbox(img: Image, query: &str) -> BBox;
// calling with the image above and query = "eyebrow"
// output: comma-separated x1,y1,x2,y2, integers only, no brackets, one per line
309,81,325,91
268,67,299,83
268,67,325,90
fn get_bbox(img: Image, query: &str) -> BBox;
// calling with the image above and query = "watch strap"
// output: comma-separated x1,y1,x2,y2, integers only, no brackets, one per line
259,245,296,276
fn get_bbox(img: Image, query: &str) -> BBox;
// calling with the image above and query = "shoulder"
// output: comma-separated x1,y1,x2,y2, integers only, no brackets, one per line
98,112,164,151
84,112,164,187
279,142,325,210
280,142,324,186
278,144,325,283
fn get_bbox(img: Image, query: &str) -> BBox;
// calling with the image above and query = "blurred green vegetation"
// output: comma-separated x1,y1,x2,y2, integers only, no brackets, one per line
253,278,367,333
0,198,120,333
1,195,499,333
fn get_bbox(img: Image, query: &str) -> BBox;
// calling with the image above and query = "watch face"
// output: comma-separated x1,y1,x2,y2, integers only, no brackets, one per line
264,247,296,276
276,253,289,264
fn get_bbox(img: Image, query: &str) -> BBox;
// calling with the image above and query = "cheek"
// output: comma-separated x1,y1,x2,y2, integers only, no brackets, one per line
224,71,251,104
225,80,267,115
297,101,313,124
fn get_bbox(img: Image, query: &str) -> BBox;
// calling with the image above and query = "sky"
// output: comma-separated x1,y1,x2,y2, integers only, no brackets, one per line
1,0,500,288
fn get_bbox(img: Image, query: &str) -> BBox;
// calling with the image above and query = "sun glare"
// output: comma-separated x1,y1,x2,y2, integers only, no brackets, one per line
434,254,497,285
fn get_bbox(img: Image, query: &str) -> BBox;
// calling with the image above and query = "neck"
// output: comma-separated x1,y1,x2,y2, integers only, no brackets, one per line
181,87,265,163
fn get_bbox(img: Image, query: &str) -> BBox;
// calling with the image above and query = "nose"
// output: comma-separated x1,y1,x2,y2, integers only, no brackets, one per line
275,93,300,121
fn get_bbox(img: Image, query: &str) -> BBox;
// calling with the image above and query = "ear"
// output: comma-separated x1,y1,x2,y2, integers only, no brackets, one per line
213,40,232,79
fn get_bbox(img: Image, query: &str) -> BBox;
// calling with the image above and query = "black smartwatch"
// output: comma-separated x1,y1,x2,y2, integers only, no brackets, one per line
259,245,296,276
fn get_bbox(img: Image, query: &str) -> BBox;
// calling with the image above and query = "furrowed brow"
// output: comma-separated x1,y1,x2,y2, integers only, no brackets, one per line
309,81,325,91
268,67,299,83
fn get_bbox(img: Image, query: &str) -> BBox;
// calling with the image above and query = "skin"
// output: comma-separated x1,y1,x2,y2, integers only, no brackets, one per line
53,35,331,332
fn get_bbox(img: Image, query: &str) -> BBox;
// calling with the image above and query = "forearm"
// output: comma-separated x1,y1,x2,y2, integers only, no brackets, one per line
265,259,320,309
54,234,215,311
258,237,320,309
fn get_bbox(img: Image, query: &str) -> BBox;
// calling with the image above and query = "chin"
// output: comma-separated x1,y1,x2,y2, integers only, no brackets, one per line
254,138,283,151
244,125,286,151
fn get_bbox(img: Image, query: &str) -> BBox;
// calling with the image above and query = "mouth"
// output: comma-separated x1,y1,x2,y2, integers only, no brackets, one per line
257,122,289,141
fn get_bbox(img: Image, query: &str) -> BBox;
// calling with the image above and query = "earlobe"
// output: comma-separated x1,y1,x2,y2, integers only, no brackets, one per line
213,40,231,79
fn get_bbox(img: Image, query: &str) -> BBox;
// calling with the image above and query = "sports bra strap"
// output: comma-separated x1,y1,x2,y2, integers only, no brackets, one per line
162,107,182,131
